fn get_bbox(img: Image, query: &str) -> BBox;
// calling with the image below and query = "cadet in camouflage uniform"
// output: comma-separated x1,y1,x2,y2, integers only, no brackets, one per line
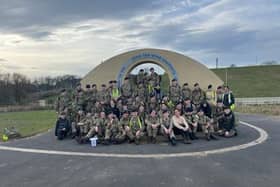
76,112,94,144
197,109,218,141
126,97,134,112
146,95,159,113
181,83,192,101
125,109,145,145
192,83,205,109
135,82,146,103
111,80,121,101
133,96,144,110
74,89,86,111
169,79,181,105
138,104,146,124
158,102,169,119
184,107,199,140
96,111,108,140
160,110,176,145
145,109,160,143
212,101,224,131
216,86,224,103
116,110,130,144
146,79,155,99
116,99,124,114
91,101,105,116
104,112,119,145
148,67,160,87
205,84,216,107
84,84,93,113
162,95,175,111
121,77,133,101
136,69,145,85
71,109,86,138
91,84,98,103
107,80,113,94
56,89,71,113
83,113,99,141
98,84,111,105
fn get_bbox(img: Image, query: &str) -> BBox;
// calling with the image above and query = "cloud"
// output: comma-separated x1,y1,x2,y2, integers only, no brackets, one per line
0,0,279,78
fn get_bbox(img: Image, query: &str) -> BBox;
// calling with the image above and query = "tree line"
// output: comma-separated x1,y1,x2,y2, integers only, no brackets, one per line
0,73,81,105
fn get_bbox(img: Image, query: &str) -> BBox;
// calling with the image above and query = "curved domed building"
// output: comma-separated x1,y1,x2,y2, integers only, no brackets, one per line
81,48,223,89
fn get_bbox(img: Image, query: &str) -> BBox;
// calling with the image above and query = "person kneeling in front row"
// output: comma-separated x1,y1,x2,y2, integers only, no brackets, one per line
160,110,176,146
218,106,238,137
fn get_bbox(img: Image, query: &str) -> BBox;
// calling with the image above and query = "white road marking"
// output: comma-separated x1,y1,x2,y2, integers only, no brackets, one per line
0,121,268,158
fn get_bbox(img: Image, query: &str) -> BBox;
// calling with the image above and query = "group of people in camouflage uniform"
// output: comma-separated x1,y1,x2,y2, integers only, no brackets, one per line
55,67,237,146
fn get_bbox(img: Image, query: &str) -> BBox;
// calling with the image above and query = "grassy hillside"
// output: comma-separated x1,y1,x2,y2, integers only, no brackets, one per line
211,65,280,98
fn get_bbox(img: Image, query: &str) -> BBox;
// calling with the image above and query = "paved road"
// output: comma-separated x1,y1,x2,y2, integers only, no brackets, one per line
0,114,279,187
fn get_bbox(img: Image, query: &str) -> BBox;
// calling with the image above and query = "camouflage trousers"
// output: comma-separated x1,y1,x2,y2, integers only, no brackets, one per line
189,122,198,133
160,126,175,138
104,127,117,140
86,126,98,138
170,96,180,105
114,133,126,143
126,128,144,141
147,124,159,138
199,123,214,134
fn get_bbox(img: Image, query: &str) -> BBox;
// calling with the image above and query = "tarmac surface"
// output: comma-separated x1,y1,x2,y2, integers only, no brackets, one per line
0,113,279,187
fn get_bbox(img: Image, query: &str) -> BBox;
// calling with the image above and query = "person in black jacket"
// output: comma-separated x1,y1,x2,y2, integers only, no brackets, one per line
105,99,120,119
223,86,235,110
55,112,71,140
218,106,237,137
199,100,212,118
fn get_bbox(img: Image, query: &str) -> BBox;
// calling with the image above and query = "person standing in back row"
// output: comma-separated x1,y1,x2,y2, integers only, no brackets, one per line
192,83,205,109
169,79,181,105
223,86,235,110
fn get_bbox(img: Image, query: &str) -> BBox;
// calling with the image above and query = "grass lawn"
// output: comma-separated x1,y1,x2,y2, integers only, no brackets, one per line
0,110,57,141
212,65,280,97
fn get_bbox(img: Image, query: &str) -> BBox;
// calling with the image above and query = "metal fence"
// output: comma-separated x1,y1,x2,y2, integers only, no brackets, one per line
236,97,280,105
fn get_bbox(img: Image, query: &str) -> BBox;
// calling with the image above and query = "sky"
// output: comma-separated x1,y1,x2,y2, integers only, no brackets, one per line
0,0,279,78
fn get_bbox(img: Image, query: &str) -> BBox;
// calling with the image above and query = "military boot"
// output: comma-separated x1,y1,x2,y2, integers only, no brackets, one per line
152,137,157,144
147,136,153,143
135,138,140,145
170,137,177,146
210,134,219,140
183,131,192,144
206,133,211,141
192,132,199,140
